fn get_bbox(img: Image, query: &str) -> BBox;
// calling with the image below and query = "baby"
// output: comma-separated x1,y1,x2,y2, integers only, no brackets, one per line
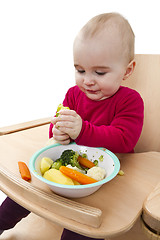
50,12,144,240
50,12,143,153
0,13,144,240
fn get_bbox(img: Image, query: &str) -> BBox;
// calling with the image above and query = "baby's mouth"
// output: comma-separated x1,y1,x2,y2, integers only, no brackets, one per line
86,89,99,94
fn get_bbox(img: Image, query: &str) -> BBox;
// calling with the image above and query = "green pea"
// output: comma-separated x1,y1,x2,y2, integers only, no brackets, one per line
81,153,88,158
93,160,98,166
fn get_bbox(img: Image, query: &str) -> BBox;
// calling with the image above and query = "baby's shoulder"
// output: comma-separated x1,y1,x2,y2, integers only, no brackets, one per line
116,86,144,109
118,86,142,99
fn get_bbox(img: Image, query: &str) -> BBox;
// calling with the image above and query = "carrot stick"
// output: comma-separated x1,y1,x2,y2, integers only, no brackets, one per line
18,161,31,181
78,156,95,168
59,166,97,185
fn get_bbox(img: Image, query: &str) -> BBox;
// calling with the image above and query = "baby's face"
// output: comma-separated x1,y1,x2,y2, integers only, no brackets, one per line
73,30,128,101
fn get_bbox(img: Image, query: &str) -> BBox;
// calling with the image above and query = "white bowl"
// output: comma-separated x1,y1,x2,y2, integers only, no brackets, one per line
29,143,120,198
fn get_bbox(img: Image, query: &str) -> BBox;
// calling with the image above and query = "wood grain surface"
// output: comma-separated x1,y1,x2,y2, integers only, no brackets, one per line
0,124,160,238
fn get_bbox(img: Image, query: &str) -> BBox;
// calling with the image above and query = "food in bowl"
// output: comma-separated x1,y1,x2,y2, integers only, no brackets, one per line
43,168,79,185
40,157,53,175
87,166,106,181
29,143,120,198
40,149,106,185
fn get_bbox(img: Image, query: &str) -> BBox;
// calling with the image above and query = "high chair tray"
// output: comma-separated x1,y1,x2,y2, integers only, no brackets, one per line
0,120,160,238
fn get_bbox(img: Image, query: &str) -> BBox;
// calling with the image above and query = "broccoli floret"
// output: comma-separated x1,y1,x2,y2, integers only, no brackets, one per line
58,149,83,170
53,149,85,170
60,150,78,166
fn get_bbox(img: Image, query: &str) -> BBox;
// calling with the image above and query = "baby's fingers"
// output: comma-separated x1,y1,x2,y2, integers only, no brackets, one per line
58,109,77,117
51,116,58,125
52,126,70,145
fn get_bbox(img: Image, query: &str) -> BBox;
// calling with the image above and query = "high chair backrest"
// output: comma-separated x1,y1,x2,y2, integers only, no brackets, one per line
122,54,160,153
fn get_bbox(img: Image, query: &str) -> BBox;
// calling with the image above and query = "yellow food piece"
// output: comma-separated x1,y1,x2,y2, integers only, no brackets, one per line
118,170,124,176
40,157,53,175
56,104,70,117
72,179,80,185
43,168,75,185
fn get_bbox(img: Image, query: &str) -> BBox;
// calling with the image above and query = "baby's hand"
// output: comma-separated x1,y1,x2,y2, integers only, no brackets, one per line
52,109,82,140
52,125,71,145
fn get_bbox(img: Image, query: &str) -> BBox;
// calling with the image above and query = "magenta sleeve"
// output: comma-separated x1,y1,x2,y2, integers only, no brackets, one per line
49,123,53,138
75,94,144,153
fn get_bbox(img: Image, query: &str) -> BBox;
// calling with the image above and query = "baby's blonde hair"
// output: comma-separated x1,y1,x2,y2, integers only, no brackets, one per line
79,13,135,63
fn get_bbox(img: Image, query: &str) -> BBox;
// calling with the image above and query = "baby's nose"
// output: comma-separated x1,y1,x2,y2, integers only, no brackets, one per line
83,74,95,85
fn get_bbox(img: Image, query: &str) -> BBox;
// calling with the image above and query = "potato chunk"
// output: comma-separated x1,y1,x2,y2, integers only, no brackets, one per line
40,157,53,175
43,169,75,185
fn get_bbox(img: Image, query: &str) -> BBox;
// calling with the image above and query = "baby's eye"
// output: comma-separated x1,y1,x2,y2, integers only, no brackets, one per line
77,69,85,74
95,71,106,76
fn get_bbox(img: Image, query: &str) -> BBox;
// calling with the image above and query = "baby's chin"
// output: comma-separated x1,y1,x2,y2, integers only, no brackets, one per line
79,86,111,101
85,91,108,101
86,87,120,101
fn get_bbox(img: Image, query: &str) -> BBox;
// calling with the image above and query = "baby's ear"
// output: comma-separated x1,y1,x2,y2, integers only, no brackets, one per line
123,59,136,80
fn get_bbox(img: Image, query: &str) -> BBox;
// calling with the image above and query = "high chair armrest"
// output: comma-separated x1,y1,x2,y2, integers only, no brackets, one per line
0,117,51,136
142,182,160,233
0,165,102,228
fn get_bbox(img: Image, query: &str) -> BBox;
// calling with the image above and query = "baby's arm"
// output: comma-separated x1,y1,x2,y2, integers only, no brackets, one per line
75,95,144,153
49,86,144,152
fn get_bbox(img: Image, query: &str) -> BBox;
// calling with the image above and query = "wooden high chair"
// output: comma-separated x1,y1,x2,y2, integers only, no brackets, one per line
0,55,160,240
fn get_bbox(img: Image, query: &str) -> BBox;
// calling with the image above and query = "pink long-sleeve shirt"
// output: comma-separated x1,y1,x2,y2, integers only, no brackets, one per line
49,86,144,153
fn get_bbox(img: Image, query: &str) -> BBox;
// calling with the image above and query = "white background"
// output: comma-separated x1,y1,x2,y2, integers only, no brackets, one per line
0,0,160,127
0,0,160,201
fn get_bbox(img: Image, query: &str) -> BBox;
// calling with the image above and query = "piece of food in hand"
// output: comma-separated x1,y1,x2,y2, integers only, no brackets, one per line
60,166,97,185
18,161,31,181
40,157,53,175
56,104,70,117
78,155,95,169
43,168,75,185
87,166,106,181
